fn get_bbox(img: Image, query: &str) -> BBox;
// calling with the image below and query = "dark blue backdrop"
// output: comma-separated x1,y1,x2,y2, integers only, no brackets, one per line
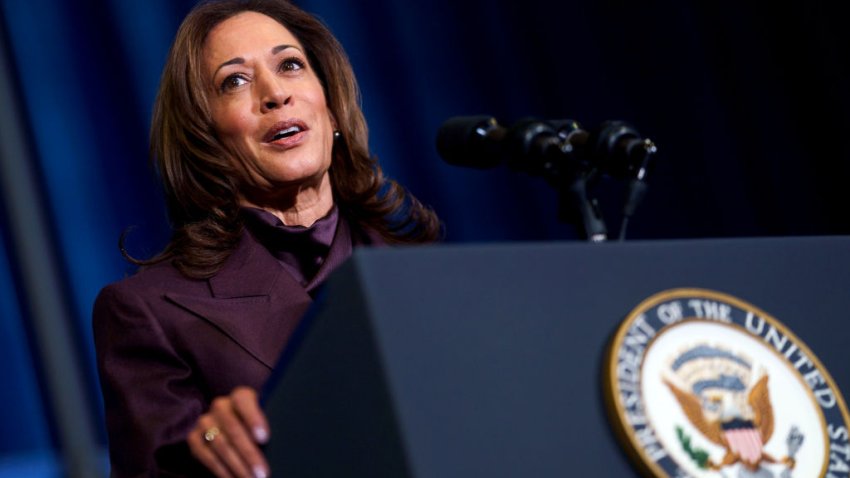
1,0,848,475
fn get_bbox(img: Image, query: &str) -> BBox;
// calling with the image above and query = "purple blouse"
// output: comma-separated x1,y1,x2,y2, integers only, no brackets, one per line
241,205,344,294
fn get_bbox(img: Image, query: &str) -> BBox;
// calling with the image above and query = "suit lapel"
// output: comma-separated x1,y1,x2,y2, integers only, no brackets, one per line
165,231,312,369
162,216,369,370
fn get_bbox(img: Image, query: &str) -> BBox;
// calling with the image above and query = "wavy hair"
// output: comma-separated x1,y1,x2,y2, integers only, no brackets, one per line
139,0,440,278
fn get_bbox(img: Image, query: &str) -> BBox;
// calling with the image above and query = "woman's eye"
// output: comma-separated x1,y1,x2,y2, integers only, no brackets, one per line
220,74,248,92
280,57,305,72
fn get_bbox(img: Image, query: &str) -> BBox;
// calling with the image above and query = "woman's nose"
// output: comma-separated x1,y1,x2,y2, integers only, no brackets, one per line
258,73,290,112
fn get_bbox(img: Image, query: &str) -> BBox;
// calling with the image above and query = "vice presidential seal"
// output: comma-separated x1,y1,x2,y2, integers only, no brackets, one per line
603,288,850,478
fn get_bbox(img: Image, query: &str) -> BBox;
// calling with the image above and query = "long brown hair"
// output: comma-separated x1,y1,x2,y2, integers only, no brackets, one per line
142,0,440,278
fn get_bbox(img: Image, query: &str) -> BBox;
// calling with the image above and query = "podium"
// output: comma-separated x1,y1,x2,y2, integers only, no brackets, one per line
262,236,850,477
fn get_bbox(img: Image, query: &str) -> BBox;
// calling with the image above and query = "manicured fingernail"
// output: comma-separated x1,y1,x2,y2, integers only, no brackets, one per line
253,426,269,443
253,466,268,478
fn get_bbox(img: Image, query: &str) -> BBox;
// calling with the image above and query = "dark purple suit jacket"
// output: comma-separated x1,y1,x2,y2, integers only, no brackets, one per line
93,216,380,477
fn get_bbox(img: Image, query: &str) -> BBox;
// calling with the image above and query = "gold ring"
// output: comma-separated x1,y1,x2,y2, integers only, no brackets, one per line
203,426,221,444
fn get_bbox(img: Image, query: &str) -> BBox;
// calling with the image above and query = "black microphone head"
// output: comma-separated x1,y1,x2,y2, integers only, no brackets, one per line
547,119,591,171
436,116,506,168
548,119,585,143
591,120,648,179
503,118,560,175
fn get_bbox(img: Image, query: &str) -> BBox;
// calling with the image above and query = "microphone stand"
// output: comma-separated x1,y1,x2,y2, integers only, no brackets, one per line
561,176,608,242
535,124,608,243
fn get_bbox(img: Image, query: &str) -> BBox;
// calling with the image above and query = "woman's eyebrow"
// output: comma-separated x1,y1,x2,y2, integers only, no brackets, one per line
213,45,301,77
214,57,244,77
271,44,300,55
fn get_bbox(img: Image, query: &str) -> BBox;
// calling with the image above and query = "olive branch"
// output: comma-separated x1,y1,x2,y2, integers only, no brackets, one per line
676,425,710,469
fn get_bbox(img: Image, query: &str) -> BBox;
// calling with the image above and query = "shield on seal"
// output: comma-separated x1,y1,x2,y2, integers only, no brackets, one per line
724,423,764,465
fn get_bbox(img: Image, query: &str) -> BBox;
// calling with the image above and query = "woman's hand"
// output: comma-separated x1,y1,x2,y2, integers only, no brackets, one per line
187,386,271,478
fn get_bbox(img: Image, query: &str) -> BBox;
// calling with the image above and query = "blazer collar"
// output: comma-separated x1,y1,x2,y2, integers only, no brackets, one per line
209,212,364,298
164,216,358,368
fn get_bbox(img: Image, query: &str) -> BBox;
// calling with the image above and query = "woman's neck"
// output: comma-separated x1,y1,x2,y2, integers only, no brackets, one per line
240,172,334,227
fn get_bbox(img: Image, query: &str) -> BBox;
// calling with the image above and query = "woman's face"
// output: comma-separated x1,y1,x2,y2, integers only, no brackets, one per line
203,11,334,197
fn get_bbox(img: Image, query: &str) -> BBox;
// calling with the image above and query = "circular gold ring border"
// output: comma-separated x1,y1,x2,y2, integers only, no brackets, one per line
602,287,850,478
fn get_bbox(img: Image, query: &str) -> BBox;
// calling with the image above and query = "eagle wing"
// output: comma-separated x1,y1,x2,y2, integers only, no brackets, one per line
663,378,725,446
749,374,774,443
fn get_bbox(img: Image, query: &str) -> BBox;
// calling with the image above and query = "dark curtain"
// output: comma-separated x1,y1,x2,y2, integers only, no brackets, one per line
1,0,847,469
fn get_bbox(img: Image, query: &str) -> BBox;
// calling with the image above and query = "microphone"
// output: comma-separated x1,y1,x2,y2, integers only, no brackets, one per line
590,121,657,219
543,119,605,241
589,121,658,240
435,116,587,179
550,119,589,148
436,116,606,241
590,121,656,183
503,118,569,177
435,116,506,168
435,115,658,241
547,119,592,177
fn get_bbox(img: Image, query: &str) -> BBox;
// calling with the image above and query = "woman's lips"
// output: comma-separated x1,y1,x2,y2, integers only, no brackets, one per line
263,119,309,147
267,130,307,148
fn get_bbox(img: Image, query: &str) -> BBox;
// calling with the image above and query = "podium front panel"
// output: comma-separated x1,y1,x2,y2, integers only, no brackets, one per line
263,236,850,477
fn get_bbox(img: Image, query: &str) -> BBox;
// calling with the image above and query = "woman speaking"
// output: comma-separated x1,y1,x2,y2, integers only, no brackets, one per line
93,1,439,476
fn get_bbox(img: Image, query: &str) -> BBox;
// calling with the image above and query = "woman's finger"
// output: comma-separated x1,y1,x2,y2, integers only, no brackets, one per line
231,387,270,443
206,426,256,478
187,422,234,478
188,390,271,478
207,398,259,478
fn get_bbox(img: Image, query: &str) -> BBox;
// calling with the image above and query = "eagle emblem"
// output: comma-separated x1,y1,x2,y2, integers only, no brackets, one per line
605,289,848,478
664,344,802,477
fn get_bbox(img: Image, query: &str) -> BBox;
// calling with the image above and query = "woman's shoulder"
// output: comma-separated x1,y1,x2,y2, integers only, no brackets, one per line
95,259,208,314
103,259,197,292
